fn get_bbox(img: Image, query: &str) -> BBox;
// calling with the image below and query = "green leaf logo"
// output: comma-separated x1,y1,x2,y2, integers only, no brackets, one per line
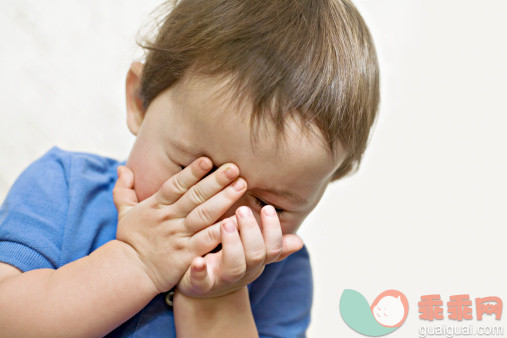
340,289,409,336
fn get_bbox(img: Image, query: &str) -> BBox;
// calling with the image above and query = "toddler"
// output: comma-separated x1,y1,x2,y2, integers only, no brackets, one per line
0,0,379,336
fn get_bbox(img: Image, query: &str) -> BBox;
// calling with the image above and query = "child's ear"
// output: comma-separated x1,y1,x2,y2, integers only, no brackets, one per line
125,61,146,136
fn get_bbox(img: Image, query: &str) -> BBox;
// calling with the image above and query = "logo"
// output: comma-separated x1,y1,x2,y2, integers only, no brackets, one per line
340,289,409,336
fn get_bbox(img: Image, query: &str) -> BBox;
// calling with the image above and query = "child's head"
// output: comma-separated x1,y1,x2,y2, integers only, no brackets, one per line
124,0,379,235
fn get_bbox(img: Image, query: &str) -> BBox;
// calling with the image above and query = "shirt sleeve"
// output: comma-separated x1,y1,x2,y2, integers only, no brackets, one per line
251,244,313,338
0,147,70,272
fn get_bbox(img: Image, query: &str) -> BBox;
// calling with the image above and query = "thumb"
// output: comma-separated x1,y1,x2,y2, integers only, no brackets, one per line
113,165,139,218
274,234,304,263
189,256,213,294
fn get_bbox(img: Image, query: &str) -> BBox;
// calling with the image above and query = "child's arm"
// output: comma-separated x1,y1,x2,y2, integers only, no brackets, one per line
174,241,313,338
173,286,258,338
173,205,304,336
0,240,158,336
176,205,303,299
0,158,246,336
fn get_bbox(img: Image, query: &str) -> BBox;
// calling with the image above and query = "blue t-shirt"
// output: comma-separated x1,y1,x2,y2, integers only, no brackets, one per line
0,146,313,337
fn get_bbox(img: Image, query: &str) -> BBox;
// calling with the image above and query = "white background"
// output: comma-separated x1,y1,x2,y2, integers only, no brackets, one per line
0,1,506,337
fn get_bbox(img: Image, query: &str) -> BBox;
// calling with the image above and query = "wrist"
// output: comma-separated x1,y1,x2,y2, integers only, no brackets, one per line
173,286,257,337
111,239,161,296
173,285,249,312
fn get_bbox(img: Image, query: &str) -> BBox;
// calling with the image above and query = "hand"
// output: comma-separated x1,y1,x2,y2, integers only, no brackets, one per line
176,204,304,298
112,157,247,293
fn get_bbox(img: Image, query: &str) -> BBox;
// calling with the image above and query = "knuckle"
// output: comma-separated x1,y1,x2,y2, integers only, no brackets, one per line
168,177,187,196
170,237,187,252
247,248,266,265
189,186,207,204
206,226,220,244
266,247,283,260
223,265,245,282
157,206,179,222
252,266,265,280
112,187,122,197
196,206,213,224
190,279,211,294
166,225,179,238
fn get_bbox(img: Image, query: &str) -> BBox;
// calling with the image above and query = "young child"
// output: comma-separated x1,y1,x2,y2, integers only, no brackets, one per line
0,0,379,336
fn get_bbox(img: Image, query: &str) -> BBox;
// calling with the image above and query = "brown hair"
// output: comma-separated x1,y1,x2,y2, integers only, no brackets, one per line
136,0,380,181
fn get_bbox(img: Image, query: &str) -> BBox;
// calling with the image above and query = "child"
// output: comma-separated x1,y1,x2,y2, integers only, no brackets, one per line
0,0,379,336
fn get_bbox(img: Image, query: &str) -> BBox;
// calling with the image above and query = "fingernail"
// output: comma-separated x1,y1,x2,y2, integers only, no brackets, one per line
223,220,236,233
224,166,237,179
232,178,246,191
264,205,276,216
199,158,212,171
238,206,250,217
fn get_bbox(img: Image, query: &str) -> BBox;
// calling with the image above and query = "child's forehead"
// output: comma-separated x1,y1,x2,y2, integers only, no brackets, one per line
170,70,336,156
158,75,346,193
172,70,247,115
164,109,343,185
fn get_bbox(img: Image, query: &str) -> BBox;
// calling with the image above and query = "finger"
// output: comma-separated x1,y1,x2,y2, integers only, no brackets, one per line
112,166,139,218
220,218,246,282
235,206,266,269
153,157,213,206
273,234,304,263
184,177,247,233
189,256,214,294
174,163,240,216
188,216,232,257
260,205,283,264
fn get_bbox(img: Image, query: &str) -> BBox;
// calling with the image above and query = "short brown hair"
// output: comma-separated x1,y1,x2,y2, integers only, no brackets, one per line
136,0,380,181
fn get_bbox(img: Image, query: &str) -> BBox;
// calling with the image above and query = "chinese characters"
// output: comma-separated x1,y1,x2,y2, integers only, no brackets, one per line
419,294,502,321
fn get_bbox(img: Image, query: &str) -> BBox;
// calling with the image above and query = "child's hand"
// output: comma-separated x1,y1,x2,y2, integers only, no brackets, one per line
175,205,304,298
112,158,247,294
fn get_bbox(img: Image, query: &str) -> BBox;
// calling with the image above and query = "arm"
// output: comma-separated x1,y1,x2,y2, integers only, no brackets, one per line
0,156,249,336
172,200,303,337
173,286,258,338
0,240,159,337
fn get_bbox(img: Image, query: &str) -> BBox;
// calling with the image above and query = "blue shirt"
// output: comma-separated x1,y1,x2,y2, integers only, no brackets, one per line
0,146,313,337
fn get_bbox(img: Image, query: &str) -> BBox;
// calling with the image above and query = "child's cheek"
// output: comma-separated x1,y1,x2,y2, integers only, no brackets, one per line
281,218,302,235
128,163,180,202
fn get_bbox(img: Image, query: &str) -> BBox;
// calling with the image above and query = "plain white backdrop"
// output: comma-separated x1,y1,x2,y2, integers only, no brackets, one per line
0,1,506,336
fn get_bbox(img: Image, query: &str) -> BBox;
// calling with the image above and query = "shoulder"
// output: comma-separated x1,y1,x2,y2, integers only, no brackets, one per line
2,147,72,210
0,146,125,271
43,146,124,178
5,146,123,202
11,145,121,180
30,146,126,194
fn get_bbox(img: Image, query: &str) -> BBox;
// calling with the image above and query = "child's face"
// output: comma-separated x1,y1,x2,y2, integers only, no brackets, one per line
125,62,345,235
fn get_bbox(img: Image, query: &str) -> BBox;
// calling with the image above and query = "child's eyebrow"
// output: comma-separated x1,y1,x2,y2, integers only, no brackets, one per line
257,188,308,207
172,140,205,157
172,139,307,206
